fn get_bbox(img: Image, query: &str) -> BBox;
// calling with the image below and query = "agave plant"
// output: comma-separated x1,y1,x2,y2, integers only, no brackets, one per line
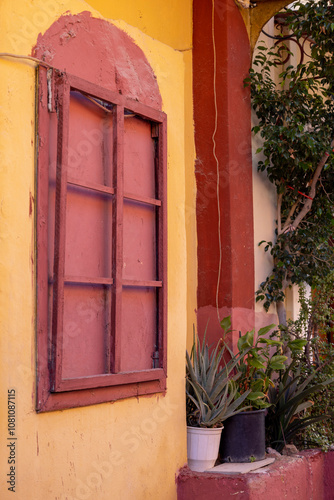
186,327,251,428
266,360,334,452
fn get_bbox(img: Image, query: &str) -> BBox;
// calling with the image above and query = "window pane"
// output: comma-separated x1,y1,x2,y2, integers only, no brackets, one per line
124,114,156,199
68,91,113,187
62,284,111,378
122,201,157,281
121,287,157,371
65,186,112,278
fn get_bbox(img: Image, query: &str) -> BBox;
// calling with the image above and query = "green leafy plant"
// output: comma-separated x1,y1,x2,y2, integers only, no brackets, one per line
280,276,334,450
220,316,288,410
186,328,251,428
235,325,287,409
245,0,334,325
299,339,334,451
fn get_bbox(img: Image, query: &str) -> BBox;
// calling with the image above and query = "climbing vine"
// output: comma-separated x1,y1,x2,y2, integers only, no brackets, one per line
246,0,334,324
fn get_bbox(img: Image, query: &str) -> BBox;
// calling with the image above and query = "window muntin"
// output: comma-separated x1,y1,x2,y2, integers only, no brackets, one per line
36,69,167,411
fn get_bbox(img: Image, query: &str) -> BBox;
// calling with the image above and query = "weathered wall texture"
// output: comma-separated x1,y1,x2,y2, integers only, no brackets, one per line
177,450,334,500
193,0,256,349
0,1,194,498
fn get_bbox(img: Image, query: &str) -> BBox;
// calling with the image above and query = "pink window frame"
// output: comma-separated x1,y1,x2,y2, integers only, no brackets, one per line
36,67,167,412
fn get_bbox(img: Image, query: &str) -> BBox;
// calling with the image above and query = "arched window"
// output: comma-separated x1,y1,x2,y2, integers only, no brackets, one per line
36,13,167,411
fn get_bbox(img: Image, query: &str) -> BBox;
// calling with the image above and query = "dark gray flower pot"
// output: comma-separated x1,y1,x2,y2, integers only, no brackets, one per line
219,409,266,463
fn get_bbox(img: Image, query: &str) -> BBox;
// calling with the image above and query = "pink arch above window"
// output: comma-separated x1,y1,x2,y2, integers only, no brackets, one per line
33,11,162,110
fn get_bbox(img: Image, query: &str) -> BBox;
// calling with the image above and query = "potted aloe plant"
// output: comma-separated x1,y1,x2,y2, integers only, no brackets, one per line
186,326,251,472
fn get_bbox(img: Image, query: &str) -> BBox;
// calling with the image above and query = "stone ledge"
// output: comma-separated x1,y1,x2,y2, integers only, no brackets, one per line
205,457,275,475
177,450,334,500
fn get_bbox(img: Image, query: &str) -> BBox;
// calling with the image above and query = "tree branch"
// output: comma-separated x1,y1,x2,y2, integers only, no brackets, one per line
277,193,283,234
290,138,334,231
281,197,301,234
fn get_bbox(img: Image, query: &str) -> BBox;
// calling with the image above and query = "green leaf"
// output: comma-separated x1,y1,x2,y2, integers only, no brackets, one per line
258,324,276,336
288,339,308,351
268,355,288,370
270,355,288,364
220,316,231,333
248,358,266,369
247,392,266,401
258,338,282,346
294,401,314,415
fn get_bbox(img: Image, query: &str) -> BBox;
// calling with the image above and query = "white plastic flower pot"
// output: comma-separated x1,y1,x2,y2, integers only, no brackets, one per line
187,426,223,472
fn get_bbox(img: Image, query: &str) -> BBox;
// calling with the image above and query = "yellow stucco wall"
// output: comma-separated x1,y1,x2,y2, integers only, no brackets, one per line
89,0,193,51
0,1,196,498
252,17,279,328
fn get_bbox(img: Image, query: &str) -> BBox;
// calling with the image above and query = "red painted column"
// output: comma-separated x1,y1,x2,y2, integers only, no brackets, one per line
193,0,254,346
